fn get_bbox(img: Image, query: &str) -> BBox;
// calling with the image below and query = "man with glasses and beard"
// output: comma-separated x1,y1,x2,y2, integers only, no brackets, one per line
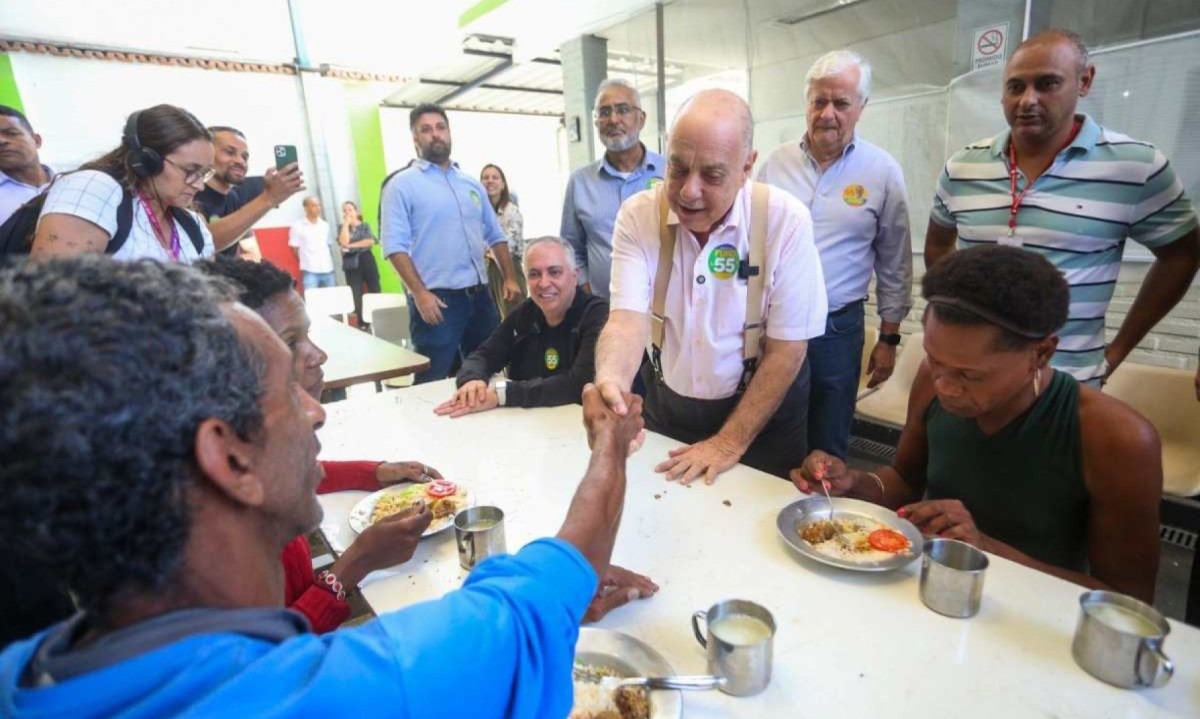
561,79,665,298
195,126,305,258
381,103,522,383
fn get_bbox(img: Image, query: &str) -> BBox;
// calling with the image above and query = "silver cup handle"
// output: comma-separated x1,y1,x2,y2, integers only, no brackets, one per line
691,610,709,649
1137,643,1174,688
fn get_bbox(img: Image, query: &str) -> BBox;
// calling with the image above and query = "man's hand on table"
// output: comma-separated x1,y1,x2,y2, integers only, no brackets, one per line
434,380,499,418
655,433,742,486
899,499,991,551
376,461,442,486
582,383,644,453
866,342,896,388
331,501,433,587
413,289,447,325
583,565,659,623
790,450,853,495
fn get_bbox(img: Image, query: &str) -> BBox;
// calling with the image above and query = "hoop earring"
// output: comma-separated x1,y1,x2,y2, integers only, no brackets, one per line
1032,368,1041,398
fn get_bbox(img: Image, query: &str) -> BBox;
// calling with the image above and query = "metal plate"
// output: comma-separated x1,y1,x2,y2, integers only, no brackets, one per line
574,628,683,719
776,496,923,572
347,483,473,537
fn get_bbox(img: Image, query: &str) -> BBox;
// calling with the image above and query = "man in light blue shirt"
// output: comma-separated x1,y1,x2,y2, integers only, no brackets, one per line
0,255,647,719
758,50,913,459
381,103,522,383
0,106,53,225
561,79,665,298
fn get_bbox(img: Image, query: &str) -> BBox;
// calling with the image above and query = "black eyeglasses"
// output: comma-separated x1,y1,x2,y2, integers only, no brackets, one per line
594,103,642,120
164,157,216,185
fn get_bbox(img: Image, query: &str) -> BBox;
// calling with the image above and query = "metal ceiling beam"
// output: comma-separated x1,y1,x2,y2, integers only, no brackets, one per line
380,101,561,118
417,78,561,95
462,48,561,65
434,57,514,103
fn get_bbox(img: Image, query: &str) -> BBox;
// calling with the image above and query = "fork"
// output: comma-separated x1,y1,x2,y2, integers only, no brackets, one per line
601,675,727,691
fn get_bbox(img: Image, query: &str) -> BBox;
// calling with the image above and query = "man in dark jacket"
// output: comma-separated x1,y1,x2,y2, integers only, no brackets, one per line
435,236,608,415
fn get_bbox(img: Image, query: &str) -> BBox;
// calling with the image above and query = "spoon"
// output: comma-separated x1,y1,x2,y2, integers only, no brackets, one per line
601,675,727,691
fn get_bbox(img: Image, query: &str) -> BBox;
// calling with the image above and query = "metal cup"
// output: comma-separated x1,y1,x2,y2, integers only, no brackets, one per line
1072,590,1173,689
691,599,775,696
919,538,988,618
453,506,506,571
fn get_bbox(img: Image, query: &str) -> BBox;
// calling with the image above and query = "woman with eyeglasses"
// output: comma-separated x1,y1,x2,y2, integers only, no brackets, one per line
30,104,215,262
480,163,525,318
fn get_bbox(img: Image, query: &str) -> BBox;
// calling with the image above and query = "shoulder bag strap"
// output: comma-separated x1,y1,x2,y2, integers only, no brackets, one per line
649,183,675,381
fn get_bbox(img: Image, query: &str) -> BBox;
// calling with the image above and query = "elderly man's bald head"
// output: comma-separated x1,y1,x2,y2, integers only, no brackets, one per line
664,89,758,238
672,89,754,157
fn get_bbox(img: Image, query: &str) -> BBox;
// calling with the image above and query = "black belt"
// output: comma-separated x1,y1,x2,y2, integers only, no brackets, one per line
829,298,865,318
430,284,487,296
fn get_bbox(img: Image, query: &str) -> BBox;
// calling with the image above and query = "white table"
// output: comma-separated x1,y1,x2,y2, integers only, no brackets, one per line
317,380,1200,718
309,316,428,389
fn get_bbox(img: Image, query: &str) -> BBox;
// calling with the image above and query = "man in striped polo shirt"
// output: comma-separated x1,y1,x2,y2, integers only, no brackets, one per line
925,29,1198,385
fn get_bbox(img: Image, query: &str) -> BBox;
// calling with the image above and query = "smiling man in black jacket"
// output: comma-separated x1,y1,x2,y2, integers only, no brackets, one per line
435,236,609,416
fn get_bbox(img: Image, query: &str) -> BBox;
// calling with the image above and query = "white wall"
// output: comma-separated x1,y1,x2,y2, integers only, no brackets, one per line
379,109,568,238
8,52,335,227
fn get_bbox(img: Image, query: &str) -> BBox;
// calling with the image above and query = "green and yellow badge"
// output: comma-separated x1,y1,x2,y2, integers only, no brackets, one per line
707,243,739,280
646,177,663,190
544,347,560,371
469,189,482,206
842,184,867,206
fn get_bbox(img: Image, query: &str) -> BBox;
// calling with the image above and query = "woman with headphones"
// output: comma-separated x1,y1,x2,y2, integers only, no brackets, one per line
30,104,215,262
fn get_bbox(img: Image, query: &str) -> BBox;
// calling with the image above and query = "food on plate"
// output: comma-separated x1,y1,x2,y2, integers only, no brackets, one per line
799,515,912,563
370,481,468,525
570,663,650,719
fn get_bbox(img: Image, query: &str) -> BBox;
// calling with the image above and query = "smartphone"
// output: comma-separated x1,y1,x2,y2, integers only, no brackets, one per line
274,144,298,171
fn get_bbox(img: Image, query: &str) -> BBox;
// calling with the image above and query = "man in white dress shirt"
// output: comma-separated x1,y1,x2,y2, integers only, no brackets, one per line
595,89,828,484
289,196,335,289
758,50,913,460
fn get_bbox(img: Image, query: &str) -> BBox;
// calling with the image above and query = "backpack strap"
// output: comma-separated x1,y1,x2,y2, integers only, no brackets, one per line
737,182,770,392
102,190,136,255
169,207,206,254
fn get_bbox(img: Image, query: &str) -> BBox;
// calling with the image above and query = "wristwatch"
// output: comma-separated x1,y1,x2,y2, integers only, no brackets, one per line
494,379,508,407
879,332,902,346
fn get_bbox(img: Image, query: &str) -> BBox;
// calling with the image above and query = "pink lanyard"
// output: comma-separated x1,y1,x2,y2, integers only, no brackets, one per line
136,190,182,261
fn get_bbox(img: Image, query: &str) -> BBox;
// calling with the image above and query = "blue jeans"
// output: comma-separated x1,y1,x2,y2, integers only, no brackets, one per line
806,301,865,460
409,286,499,384
302,271,336,290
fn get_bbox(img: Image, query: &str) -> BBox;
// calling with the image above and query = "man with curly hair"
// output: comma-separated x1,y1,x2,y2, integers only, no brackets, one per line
791,245,1162,603
0,257,645,717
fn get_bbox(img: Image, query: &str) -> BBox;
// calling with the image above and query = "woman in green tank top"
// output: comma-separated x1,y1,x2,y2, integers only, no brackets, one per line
792,245,1162,603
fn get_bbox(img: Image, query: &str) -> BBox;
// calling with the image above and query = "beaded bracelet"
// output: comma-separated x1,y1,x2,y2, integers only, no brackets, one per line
315,570,347,601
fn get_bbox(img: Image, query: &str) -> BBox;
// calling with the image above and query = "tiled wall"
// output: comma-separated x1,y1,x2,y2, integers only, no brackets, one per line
866,260,1200,371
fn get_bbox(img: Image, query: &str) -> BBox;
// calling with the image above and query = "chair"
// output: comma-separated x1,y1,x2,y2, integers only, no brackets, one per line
304,285,355,322
371,306,415,389
1104,363,1200,498
361,292,407,326
855,333,926,428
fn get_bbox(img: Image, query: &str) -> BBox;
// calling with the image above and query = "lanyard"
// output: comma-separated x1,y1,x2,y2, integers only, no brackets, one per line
1007,119,1083,237
136,190,182,262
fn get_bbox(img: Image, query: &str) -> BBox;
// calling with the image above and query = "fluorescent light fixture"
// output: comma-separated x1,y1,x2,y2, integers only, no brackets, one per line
770,0,871,27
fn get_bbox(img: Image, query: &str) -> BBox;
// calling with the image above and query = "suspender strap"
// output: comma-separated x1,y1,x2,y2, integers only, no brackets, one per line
649,183,770,391
650,183,674,381
738,182,770,392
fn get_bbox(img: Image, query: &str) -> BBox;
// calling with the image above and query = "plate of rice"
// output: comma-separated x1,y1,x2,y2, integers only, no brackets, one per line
570,628,681,719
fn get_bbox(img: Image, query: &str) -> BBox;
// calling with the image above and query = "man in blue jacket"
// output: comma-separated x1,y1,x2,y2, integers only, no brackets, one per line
0,256,644,718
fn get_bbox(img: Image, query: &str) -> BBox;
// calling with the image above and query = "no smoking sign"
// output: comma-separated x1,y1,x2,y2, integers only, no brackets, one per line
972,21,1009,71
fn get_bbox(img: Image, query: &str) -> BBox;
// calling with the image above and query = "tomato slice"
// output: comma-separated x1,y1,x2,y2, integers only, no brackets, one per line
868,528,909,553
425,480,458,499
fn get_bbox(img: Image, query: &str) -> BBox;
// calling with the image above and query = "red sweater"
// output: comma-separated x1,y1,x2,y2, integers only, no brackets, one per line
281,460,381,633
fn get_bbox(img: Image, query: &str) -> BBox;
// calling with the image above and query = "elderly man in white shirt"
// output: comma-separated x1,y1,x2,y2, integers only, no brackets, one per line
757,50,913,461
595,89,828,484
